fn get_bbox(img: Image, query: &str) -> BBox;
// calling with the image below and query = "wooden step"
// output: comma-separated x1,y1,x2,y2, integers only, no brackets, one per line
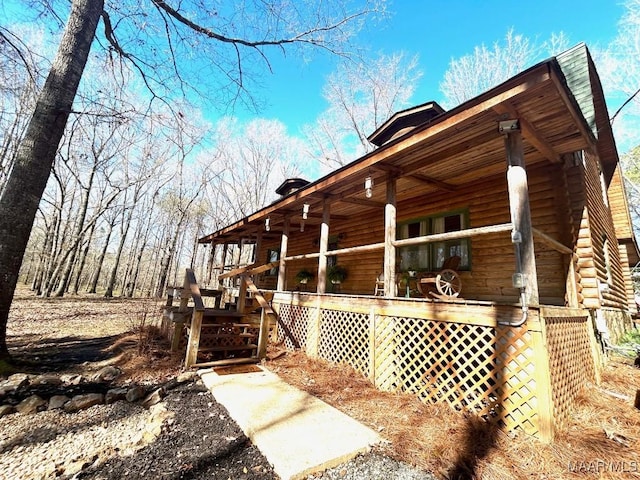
191,357,260,368
203,308,244,316
200,322,257,329
200,333,257,339
198,344,258,353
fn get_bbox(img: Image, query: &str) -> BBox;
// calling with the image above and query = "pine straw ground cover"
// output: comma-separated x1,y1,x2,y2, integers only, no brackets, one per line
4,289,640,479
265,348,640,480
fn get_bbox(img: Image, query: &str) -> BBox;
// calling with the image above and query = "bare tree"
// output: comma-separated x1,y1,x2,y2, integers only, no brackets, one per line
599,0,640,152
439,29,570,108
304,52,422,171
52,107,133,296
0,0,386,361
0,26,49,195
215,117,307,218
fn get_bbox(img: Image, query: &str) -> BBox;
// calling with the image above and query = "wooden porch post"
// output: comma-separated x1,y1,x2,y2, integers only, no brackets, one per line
205,242,215,285
221,242,230,274
384,177,397,297
317,200,330,294
277,217,290,291
237,239,248,312
254,230,263,289
504,128,539,305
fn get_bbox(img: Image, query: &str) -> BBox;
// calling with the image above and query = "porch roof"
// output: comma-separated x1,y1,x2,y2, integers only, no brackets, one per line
199,43,616,244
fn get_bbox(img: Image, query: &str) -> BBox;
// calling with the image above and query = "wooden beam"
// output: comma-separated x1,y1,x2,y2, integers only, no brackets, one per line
340,197,386,208
218,261,279,279
493,103,561,163
184,268,205,311
371,163,403,176
245,276,300,350
285,252,321,261
408,173,457,192
253,230,263,288
532,228,573,254
393,223,513,248
327,242,386,256
237,275,248,314
182,268,205,368
185,309,203,368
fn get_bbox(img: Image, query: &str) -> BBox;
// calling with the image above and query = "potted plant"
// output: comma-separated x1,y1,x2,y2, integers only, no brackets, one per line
295,269,314,285
327,265,347,284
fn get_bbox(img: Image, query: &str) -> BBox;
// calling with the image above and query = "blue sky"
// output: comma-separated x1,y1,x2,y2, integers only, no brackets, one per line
251,1,624,135
0,0,626,141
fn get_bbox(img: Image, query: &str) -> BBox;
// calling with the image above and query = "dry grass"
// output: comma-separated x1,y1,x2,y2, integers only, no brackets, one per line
6,286,183,384
266,348,640,479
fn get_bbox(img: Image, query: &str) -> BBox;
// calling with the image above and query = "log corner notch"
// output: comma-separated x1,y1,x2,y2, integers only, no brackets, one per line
501,119,540,325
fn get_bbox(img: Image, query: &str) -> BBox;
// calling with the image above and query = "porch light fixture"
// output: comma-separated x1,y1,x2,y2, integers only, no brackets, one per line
364,176,374,198
265,217,270,232
300,203,309,232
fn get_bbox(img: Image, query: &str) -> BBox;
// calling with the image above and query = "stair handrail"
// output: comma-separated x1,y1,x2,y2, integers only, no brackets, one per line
218,261,279,280
182,268,205,312
183,268,206,367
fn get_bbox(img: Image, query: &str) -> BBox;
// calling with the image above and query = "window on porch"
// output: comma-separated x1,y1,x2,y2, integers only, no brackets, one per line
266,248,280,276
397,210,470,272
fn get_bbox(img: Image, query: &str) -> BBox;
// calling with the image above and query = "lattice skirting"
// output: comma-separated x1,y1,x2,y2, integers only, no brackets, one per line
376,316,539,434
271,302,600,440
544,315,597,429
276,304,310,350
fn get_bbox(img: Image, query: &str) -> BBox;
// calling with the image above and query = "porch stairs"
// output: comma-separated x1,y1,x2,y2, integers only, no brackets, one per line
163,269,277,368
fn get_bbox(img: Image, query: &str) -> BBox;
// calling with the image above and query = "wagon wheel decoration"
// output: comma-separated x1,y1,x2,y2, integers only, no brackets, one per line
435,269,461,298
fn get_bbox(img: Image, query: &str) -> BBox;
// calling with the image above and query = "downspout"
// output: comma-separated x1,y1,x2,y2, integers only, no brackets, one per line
498,120,537,326
501,229,529,326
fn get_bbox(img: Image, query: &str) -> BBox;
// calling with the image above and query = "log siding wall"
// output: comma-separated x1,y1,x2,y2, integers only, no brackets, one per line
247,153,630,311
265,162,575,305
579,151,628,310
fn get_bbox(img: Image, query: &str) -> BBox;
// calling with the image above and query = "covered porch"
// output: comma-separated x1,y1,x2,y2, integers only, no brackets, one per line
189,45,628,441
199,49,604,311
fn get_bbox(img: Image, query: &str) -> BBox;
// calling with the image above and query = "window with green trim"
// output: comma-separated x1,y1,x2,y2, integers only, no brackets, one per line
397,210,470,271
266,248,280,276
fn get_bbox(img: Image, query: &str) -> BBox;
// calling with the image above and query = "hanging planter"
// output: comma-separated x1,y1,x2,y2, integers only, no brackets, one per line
328,265,347,284
295,269,314,284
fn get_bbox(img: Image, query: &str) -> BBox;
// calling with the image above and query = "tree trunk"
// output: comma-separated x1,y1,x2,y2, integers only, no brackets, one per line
0,0,103,360
104,208,133,298
126,215,153,297
155,223,183,298
71,221,96,294
54,168,95,296
87,218,114,294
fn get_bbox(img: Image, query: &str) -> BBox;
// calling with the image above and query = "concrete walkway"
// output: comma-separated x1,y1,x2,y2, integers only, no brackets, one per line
199,365,383,480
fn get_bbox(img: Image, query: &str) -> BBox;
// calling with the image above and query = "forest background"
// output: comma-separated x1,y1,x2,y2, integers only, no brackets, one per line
1,0,640,317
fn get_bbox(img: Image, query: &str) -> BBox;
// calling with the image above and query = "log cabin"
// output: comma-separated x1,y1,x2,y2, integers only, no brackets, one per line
187,43,638,441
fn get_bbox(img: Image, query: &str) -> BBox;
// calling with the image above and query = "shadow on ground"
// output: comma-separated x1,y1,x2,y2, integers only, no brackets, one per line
7,334,124,373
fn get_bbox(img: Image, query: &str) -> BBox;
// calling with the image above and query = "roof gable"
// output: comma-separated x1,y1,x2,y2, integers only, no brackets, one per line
367,101,445,147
